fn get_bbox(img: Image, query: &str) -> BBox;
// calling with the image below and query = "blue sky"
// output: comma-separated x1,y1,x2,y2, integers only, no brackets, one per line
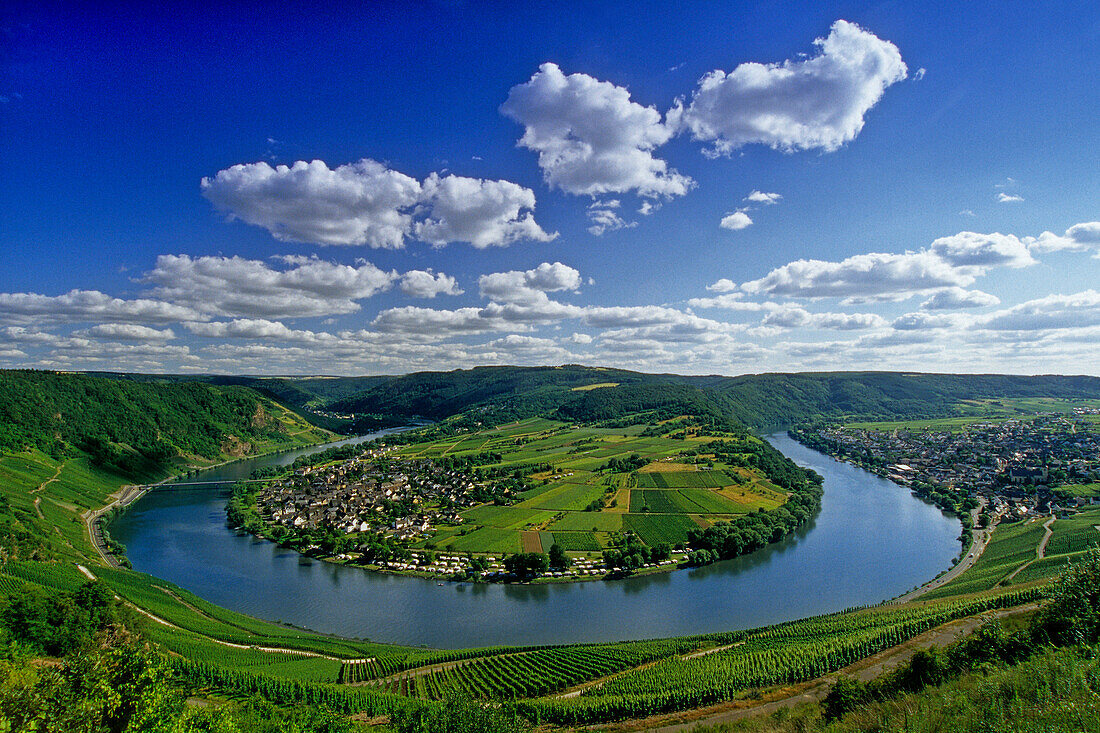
2,1,1098,375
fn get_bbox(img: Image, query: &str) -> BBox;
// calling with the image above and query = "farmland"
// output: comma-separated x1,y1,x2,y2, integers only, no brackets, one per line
923,506,1100,599
388,417,793,563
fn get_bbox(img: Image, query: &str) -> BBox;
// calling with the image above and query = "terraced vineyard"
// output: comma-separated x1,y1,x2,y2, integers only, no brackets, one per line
925,507,1100,600
516,588,1041,724
378,638,701,699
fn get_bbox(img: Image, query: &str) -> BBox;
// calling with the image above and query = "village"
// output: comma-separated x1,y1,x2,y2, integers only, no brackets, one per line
240,445,687,582
252,446,511,544
793,412,1100,520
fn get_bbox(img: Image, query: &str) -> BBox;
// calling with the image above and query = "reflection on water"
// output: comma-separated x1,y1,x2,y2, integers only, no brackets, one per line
109,432,962,648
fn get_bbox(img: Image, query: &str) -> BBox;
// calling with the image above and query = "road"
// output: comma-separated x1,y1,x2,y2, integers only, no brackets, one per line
82,483,152,567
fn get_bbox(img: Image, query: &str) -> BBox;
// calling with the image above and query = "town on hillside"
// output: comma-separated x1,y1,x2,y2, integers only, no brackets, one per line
792,410,1100,523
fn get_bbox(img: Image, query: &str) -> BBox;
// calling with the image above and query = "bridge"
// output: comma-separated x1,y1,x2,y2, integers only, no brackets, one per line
131,478,275,489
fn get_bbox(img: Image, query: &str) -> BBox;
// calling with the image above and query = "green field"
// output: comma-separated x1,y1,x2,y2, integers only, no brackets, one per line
548,511,623,532
847,397,1100,432
629,489,748,514
391,417,792,556
623,513,700,545
550,531,601,551
634,470,733,489
1061,482,1100,497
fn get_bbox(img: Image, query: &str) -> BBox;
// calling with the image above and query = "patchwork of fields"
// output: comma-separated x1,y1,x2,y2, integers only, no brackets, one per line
393,418,787,556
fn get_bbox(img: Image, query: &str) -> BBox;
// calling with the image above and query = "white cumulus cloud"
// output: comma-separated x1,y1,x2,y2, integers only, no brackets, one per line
414,173,556,248
678,20,907,155
720,211,753,230
745,190,782,204
501,62,693,198
201,159,422,248
920,287,1000,310
928,231,1036,270
143,254,397,319
202,160,554,249
0,290,203,325
479,262,582,304
399,270,464,299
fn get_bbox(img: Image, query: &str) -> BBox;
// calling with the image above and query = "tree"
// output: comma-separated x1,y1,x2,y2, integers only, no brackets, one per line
548,544,570,569
503,552,549,579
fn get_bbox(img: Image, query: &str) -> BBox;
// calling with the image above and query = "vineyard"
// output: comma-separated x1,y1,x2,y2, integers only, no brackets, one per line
635,471,734,489
315,586,1047,727
359,638,702,700
516,587,1041,724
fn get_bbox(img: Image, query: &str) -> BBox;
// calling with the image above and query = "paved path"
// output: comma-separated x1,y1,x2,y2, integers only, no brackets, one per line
591,603,1040,733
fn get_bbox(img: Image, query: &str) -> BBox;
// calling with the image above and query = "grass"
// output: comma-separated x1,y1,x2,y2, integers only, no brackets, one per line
460,505,545,529
518,482,605,512
445,526,522,554
634,471,734,489
570,382,620,391
1060,482,1100,497
387,417,792,556
691,647,1100,733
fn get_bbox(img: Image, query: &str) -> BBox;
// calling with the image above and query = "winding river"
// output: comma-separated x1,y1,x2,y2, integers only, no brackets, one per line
108,432,961,649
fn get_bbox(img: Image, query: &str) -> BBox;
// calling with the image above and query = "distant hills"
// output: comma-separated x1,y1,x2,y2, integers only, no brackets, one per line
63,365,1100,431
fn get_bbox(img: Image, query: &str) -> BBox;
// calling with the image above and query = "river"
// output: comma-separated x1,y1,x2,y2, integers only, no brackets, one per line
108,431,961,648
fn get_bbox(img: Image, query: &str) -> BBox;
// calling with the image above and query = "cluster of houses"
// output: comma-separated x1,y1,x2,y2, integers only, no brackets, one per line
370,551,684,580
253,450,513,540
799,414,1100,518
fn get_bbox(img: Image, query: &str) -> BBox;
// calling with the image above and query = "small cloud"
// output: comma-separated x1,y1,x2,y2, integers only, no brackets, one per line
912,67,926,81
668,62,686,72
472,155,483,161
707,278,738,293
959,209,976,217
720,211,753,230
997,192,1024,203
638,201,660,216
744,190,782,205
587,200,635,235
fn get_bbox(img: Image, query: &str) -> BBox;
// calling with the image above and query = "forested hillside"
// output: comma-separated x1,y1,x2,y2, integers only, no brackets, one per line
56,367,1100,434
0,370,329,474
713,372,1100,427
324,367,1100,430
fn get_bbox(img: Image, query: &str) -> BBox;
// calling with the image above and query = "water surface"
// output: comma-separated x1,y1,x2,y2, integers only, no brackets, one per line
109,432,961,648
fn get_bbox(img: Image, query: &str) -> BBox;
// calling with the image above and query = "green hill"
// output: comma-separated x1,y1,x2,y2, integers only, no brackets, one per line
324,367,1100,429
0,369,332,474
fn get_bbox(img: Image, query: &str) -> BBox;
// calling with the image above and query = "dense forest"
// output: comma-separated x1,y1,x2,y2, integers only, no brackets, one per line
77,366,1100,432
0,370,297,473
300,367,1100,429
